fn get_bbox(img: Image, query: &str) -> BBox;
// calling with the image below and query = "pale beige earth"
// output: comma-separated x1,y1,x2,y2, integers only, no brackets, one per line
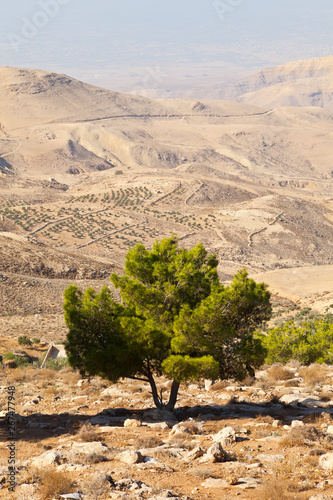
216,56,333,110
1,362,333,500
1,62,333,499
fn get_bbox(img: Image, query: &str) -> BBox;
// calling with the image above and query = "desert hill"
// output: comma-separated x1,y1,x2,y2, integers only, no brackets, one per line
216,56,333,110
1,65,333,317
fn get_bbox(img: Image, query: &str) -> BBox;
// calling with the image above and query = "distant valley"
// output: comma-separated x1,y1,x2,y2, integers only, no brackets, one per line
1,59,333,329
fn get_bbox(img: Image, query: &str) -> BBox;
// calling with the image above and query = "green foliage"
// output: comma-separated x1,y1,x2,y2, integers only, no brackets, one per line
3,352,15,360
32,337,40,344
262,319,333,365
14,355,31,368
64,236,271,409
45,357,69,371
18,335,32,346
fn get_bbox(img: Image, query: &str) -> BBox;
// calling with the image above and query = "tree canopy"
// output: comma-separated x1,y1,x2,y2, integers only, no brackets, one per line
64,236,271,410
262,317,333,365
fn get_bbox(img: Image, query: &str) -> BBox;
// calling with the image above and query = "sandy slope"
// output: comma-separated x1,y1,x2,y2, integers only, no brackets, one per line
0,66,333,309
217,55,333,110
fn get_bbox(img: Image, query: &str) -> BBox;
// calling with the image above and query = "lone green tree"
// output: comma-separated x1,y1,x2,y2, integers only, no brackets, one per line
64,236,271,411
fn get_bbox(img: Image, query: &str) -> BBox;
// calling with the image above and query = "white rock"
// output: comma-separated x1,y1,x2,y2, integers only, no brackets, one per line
119,450,144,465
272,420,282,427
124,419,142,428
212,426,236,446
29,450,61,467
70,441,109,455
320,453,333,471
77,379,89,387
204,379,213,391
184,446,205,462
201,442,225,463
291,420,304,428
145,422,171,430
308,495,333,500
326,425,333,435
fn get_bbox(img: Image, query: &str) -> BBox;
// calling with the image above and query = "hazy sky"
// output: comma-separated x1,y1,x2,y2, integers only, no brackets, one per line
1,0,333,94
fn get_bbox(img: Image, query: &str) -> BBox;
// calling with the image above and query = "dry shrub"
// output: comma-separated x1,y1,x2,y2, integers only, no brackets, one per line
43,386,60,398
210,380,228,391
135,436,164,448
255,415,275,424
82,452,107,464
319,391,332,402
178,421,201,434
87,474,111,497
267,365,294,382
284,378,300,387
38,468,76,500
226,394,238,405
190,466,216,479
76,423,99,442
9,367,32,383
300,364,328,385
59,368,81,386
17,466,41,486
257,480,289,500
280,426,320,448
39,368,56,378
241,375,256,386
79,378,107,396
167,437,192,449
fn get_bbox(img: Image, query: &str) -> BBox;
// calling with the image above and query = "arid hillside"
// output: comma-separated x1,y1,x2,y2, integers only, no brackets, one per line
216,56,333,110
1,65,333,319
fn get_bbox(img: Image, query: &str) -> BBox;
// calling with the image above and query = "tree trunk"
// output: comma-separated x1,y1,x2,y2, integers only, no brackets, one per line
147,374,164,409
147,374,180,411
165,379,180,411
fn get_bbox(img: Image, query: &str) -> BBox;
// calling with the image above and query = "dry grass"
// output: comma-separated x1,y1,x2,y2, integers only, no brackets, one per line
210,380,229,391
255,415,275,424
9,367,34,383
190,466,217,479
267,365,294,382
178,421,201,435
299,363,329,385
134,436,164,448
256,480,289,499
76,423,100,442
38,468,76,500
167,436,193,449
71,451,107,465
58,366,81,385
319,390,332,402
87,474,111,498
280,426,320,447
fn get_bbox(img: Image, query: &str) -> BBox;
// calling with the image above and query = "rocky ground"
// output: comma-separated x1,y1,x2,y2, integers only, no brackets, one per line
1,364,333,499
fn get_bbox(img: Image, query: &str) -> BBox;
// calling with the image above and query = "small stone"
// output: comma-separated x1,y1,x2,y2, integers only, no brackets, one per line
319,453,333,471
226,476,238,485
29,450,61,468
119,450,144,465
204,379,213,391
326,425,333,435
77,379,89,387
201,442,225,463
212,426,236,446
124,419,142,428
291,420,304,428
184,446,205,462
272,420,282,428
